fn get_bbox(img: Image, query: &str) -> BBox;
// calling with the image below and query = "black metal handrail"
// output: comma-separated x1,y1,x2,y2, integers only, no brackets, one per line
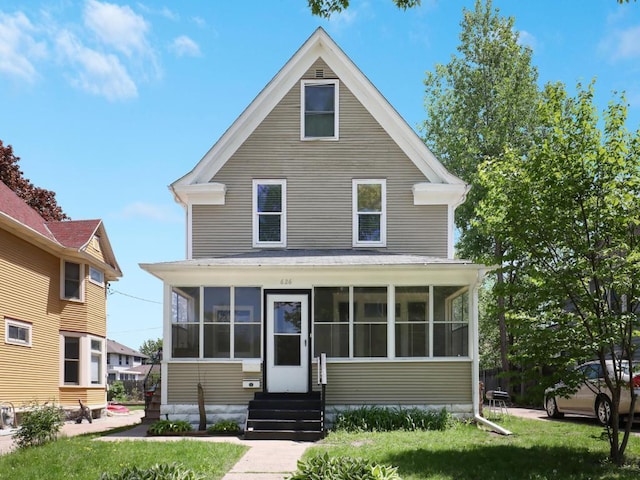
143,348,162,409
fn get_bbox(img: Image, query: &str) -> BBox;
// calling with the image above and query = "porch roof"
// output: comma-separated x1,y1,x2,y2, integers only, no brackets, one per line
141,249,480,268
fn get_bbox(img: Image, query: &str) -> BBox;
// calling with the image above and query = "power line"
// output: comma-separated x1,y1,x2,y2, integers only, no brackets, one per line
108,287,162,304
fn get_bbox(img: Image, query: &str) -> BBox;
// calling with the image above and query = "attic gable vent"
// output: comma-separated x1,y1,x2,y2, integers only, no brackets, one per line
315,69,324,79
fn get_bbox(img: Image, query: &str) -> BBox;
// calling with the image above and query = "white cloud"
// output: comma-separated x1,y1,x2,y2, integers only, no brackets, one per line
170,35,201,57
609,25,640,60
84,0,151,58
118,202,182,222
517,30,537,51
56,29,137,101
0,11,47,82
191,16,206,28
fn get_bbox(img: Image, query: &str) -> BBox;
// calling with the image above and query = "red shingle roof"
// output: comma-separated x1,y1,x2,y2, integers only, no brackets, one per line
0,181,101,249
0,181,57,241
46,219,101,249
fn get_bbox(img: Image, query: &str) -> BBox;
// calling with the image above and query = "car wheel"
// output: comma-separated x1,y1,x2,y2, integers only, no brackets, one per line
596,396,612,426
545,396,564,419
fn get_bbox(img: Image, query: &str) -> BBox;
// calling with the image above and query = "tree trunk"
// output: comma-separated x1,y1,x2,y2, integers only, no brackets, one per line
495,239,510,393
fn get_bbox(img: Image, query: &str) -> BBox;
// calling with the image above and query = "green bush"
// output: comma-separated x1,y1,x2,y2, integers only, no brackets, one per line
147,420,193,435
107,381,127,402
206,420,240,434
14,403,64,449
333,406,452,432
288,453,402,480
100,463,202,480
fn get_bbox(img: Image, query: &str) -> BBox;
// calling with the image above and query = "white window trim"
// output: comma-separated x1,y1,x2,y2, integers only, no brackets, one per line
300,79,339,141
60,333,105,387
252,179,287,248
5,318,32,347
89,266,105,287
61,260,85,302
352,179,387,247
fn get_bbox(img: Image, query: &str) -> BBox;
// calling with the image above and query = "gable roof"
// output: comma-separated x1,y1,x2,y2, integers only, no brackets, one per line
0,181,122,279
107,338,149,359
171,27,467,205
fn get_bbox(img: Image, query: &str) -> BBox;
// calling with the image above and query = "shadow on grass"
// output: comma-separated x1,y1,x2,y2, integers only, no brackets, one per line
383,445,638,480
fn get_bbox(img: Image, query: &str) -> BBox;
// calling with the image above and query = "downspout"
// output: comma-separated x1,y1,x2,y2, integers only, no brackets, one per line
472,267,512,436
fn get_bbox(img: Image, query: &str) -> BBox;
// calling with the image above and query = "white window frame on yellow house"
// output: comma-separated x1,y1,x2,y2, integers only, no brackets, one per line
61,260,85,302
5,317,32,347
89,266,105,287
60,333,105,387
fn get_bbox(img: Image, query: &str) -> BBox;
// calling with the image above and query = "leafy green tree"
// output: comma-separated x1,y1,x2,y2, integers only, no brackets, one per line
140,338,163,361
478,81,639,465
421,0,540,386
0,140,68,221
307,0,420,18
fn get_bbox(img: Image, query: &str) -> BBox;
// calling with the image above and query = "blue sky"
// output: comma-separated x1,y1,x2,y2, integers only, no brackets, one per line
1,0,639,352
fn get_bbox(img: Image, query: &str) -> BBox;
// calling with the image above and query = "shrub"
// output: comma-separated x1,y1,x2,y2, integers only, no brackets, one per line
108,381,127,402
288,453,402,480
14,403,64,449
207,420,240,434
100,463,202,480
147,420,193,435
333,406,452,432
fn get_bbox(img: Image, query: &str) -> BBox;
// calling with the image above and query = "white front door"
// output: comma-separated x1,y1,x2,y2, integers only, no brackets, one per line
266,294,309,393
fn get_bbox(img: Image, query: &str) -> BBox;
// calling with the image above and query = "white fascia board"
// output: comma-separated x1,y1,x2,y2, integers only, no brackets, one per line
139,261,484,287
412,183,469,208
173,36,322,188
171,183,227,207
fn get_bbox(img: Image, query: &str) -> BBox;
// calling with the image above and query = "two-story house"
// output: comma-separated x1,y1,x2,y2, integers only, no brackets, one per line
106,339,149,382
0,181,122,419
141,28,487,439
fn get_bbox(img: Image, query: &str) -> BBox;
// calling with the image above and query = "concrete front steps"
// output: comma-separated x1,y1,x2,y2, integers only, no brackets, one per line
245,392,324,441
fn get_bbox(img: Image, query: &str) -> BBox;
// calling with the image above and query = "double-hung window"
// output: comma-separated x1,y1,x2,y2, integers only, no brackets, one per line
5,318,32,347
253,180,286,248
62,260,84,301
301,80,338,140
353,179,386,246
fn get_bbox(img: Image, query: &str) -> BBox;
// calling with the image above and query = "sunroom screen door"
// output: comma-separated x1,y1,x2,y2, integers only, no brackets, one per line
266,294,309,392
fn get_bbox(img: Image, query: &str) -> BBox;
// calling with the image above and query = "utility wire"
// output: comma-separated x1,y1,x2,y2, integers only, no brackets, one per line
108,286,162,304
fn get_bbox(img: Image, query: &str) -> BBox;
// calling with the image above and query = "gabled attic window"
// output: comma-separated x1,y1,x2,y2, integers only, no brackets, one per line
301,79,339,140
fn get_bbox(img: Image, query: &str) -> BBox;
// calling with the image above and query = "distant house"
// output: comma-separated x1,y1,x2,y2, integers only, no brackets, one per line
141,28,487,439
106,339,149,382
0,181,122,416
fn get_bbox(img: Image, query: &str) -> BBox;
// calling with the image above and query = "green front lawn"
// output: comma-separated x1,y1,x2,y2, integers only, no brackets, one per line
0,436,247,480
306,416,640,480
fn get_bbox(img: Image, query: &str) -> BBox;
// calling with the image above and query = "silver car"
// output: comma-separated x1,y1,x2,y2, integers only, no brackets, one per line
544,360,640,425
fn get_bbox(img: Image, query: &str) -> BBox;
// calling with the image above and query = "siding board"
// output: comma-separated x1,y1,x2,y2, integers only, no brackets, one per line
167,363,259,404
192,70,448,257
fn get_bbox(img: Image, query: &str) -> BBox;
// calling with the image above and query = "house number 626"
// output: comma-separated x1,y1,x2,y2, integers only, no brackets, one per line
280,278,292,285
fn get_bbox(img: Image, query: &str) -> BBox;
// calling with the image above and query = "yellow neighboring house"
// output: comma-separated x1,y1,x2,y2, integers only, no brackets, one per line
0,181,122,418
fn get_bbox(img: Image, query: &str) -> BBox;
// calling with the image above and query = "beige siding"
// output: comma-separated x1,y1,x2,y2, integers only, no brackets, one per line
59,387,105,406
166,361,470,407
167,363,260,404
0,229,61,404
314,362,472,405
85,237,106,263
85,280,106,337
192,66,448,258
303,59,336,79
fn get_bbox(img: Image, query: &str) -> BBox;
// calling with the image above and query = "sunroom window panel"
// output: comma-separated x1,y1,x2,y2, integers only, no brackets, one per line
234,287,261,358
433,286,469,357
395,287,429,357
171,287,200,358
353,287,387,358
314,287,349,357
204,324,230,358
